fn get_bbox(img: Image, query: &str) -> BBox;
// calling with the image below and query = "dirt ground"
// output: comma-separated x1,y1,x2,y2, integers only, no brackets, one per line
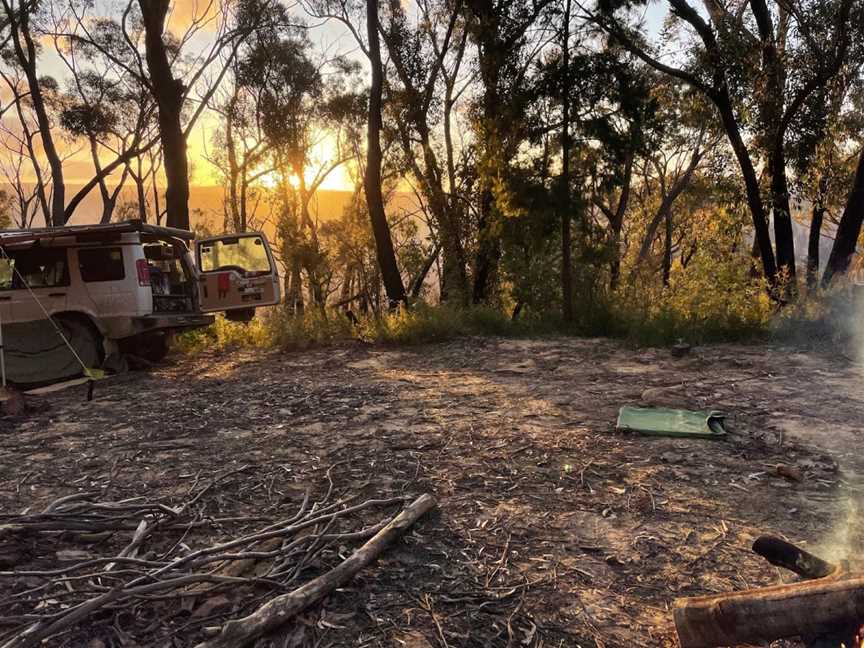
2,336,864,647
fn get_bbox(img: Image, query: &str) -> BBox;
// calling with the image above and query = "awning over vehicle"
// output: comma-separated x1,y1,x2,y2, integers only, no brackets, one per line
0,220,195,248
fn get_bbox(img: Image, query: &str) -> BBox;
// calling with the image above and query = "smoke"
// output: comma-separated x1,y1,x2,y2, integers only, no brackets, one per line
813,284,864,567
856,287,864,363
817,497,863,567
837,283,864,362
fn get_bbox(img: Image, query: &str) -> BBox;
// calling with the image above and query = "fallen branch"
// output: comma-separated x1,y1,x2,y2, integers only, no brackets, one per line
195,493,437,648
0,470,420,648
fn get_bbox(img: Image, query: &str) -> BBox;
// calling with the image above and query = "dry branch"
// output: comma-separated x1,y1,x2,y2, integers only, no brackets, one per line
195,493,437,648
0,471,427,648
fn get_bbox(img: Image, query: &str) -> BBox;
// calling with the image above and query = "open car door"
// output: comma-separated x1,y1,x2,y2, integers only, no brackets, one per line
195,233,281,315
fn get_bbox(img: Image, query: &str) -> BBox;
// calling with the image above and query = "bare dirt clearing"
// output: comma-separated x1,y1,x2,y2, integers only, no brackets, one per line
2,337,863,647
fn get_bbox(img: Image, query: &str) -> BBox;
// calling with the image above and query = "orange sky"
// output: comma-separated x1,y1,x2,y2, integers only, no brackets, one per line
0,1,357,195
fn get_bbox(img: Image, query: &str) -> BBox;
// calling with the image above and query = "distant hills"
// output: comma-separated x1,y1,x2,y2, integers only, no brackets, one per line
56,184,358,228
10,184,418,232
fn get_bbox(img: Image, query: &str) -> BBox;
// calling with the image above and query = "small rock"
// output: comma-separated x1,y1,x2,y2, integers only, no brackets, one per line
775,464,803,482
671,342,692,358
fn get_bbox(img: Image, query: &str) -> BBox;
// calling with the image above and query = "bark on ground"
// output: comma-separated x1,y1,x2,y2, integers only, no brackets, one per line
2,337,861,647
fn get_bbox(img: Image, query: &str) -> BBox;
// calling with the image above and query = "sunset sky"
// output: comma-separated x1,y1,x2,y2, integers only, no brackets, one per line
8,0,359,194
2,0,672,226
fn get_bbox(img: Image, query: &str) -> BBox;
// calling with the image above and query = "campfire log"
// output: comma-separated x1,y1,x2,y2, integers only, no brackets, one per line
752,535,836,579
672,569,864,648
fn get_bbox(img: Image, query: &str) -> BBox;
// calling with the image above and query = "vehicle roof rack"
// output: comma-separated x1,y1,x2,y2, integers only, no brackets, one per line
0,220,195,247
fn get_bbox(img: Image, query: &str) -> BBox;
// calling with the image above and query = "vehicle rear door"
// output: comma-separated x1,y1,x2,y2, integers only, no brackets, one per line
194,233,281,313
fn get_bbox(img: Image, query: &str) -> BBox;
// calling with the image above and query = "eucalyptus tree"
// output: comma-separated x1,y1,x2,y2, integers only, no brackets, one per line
592,0,864,295
303,0,409,306
463,0,555,303
0,0,67,225
380,0,471,304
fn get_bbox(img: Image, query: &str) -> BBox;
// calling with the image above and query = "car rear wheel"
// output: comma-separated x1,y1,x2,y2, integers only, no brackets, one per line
122,331,171,362
140,332,170,362
56,315,104,375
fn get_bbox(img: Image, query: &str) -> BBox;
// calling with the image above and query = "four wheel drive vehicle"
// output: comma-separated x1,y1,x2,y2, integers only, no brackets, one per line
0,220,281,385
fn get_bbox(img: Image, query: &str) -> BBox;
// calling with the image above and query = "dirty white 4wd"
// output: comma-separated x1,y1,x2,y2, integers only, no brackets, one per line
0,220,281,385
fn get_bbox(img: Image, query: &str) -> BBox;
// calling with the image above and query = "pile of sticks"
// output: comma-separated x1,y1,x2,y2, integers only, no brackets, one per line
0,468,435,647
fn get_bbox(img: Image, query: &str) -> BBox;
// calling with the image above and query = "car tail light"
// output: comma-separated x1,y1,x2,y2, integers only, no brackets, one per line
136,259,151,286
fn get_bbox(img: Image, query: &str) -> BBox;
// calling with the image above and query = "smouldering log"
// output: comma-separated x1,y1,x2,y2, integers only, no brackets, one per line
752,535,836,579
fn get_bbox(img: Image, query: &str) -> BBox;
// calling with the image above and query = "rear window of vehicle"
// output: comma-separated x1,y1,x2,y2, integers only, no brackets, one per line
198,236,272,275
78,247,125,282
0,247,70,289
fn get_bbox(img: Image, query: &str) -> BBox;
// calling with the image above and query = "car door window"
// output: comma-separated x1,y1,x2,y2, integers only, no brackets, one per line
79,247,125,282
9,248,70,289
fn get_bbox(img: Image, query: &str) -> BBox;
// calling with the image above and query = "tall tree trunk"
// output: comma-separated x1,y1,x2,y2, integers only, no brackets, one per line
807,200,824,290
10,93,51,224
132,157,149,222
609,223,623,290
152,156,163,225
715,95,778,285
472,84,502,304
288,259,304,314
634,145,702,268
470,0,503,304
750,0,795,290
473,185,499,303
393,117,467,304
608,151,634,291
662,210,673,286
769,145,797,289
442,38,469,305
365,0,406,307
225,97,242,232
3,0,66,226
560,0,574,322
87,135,115,224
409,244,441,300
823,146,864,286
240,175,249,232
139,0,190,230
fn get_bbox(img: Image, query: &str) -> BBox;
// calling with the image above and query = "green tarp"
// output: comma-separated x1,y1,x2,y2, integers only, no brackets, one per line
616,406,726,439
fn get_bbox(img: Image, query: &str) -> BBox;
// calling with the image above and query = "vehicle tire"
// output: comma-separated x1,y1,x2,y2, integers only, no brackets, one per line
56,315,104,373
225,308,255,323
130,332,171,362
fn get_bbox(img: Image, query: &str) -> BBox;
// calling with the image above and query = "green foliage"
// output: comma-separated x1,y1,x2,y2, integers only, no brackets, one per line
358,304,516,344
0,190,13,229
609,260,773,346
174,308,355,354
173,316,273,354
174,304,514,353
177,256,775,355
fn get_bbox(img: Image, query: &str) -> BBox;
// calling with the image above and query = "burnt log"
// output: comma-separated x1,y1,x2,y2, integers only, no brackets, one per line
672,568,864,648
752,535,835,579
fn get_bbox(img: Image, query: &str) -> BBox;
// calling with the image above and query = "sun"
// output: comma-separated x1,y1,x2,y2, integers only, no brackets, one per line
255,170,282,190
